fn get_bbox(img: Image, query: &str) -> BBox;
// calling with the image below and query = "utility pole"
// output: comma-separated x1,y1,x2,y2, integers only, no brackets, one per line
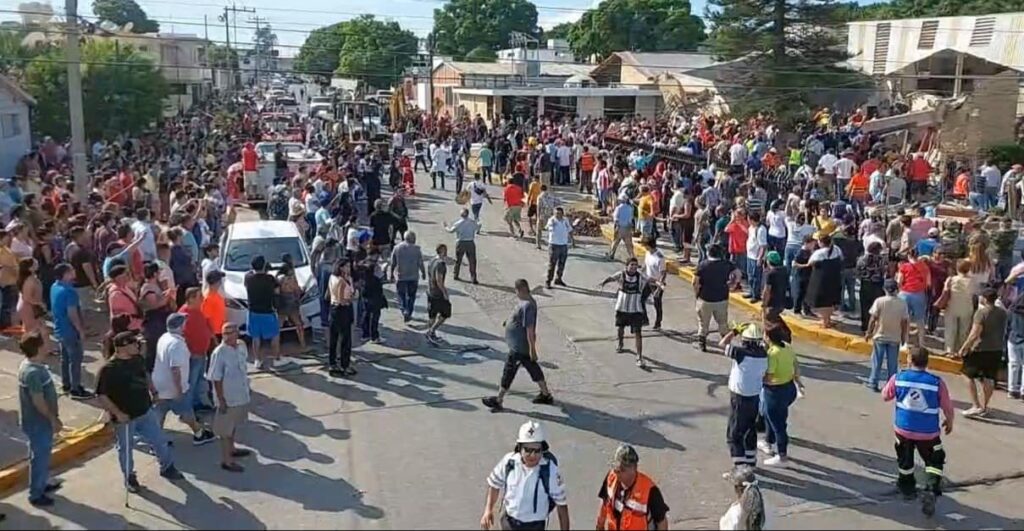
249,16,268,89
220,4,254,91
64,0,87,200
426,33,435,116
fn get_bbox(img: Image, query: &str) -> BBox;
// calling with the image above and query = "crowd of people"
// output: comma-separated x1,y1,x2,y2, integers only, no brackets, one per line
6,81,1018,526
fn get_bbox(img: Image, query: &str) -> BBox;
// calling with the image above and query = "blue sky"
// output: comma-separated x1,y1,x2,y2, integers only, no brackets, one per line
3,0,885,53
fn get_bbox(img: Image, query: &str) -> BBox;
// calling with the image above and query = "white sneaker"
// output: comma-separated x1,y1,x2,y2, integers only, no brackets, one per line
763,455,787,467
961,407,981,418
757,440,774,455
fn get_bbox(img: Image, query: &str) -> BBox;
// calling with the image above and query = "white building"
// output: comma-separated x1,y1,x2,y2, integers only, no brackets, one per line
846,12,1024,114
496,39,576,64
0,75,33,179
100,32,213,115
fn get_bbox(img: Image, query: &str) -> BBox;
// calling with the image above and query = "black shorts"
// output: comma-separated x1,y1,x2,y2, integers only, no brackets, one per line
910,180,928,195
428,296,452,319
615,311,646,334
962,350,1000,381
527,204,537,218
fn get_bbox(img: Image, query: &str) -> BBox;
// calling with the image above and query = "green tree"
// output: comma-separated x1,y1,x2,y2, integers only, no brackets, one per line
844,0,1024,20
542,21,575,41
205,44,238,69
336,15,417,89
92,0,159,33
465,45,498,62
294,22,346,76
567,0,705,59
253,24,277,55
707,0,864,119
25,39,167,139
432,0,539,57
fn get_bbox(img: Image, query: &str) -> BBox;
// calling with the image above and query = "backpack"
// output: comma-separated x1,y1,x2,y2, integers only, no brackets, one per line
504,451,558,514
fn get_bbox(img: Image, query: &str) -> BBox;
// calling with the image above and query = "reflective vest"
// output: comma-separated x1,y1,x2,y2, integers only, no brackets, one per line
893,369,942,435
788,148,802,167
599,471,655,530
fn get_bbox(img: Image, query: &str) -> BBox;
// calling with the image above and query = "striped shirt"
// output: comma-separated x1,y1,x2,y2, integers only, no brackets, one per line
612,271,647,314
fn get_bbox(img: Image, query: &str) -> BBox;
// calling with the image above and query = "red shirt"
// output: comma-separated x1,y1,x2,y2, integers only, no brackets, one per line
242,146,258,172
725,220,749,255
908,158,931,182
178,304,214,356
898,260,930,293
503,184,524,208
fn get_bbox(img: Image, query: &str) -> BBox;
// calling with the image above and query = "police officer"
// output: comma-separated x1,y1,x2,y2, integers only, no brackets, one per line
720,323,768,471
596,444,669,530
882,346,954,517
481,421,570,530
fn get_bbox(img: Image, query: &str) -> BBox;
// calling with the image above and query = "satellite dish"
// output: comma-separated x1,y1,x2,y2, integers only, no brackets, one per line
99,20,118,32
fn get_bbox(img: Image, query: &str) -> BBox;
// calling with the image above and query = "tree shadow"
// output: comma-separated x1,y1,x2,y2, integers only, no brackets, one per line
138,478,267,530
508,401,688,452
173,458,385,518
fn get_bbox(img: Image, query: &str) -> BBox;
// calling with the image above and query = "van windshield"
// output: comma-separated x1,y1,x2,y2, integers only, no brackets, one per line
224,238,308,271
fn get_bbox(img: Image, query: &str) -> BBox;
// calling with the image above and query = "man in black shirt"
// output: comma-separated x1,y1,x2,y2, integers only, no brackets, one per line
64,227,98,289
244,256,280,371
693,244,741,351
369,199,396,253
96,331,183,493
273,143,288,183
761,251,789,322
791,235,816,317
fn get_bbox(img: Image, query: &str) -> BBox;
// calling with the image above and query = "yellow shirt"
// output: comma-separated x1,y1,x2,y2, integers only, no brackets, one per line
527,181,542,206
638,195,655,220
766,344,797,385
0,246,17,286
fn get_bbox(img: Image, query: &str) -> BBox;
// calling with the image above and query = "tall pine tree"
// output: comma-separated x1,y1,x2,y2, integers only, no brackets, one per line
707,0,868,119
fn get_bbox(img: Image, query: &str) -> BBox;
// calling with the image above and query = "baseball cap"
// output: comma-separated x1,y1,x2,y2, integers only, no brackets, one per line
884,278,898,293
205,270,226,285
166,312,188,331
766,251,782,266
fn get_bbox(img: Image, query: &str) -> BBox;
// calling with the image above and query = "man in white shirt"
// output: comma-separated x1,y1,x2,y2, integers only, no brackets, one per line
431,142,451,190
152,313,215,445
745,212,769,302
545,207,574,289
556,141,572,186
668,181,687,252
817,149,838,178
207,323,252,472
467,174,492,222
729,141,748,171
481,421,570,531
643,238,667,330
834,152,858,201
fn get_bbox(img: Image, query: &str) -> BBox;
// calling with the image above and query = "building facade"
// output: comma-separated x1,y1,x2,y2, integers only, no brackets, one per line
0,76,33,179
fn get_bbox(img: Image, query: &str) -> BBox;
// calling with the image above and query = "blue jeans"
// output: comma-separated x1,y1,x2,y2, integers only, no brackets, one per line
869,340,900,389
733,253,747,280
762,381,797,456
841,268,857,312
746,259,763,300
985,186,999,211
396,280,418,320
114,409,174,482
471,203,483,221
969,192,987,212
58,331,84,390
188,357,209,409
23,422,53,501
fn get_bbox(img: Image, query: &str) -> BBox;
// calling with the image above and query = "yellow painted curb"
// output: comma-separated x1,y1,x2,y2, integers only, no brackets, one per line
600,225,964,375
0,422,112,495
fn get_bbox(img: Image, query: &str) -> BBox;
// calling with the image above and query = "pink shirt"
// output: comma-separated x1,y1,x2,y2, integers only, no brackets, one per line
882,371,953,440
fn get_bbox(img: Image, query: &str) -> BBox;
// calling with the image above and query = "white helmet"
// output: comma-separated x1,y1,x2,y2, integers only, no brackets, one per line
517,421,546,444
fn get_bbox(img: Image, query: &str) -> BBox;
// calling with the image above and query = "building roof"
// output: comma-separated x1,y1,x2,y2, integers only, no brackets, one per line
614,51,719,77
443,61,520,76
539,63,595,77
0,75,35,105
453,86,662,97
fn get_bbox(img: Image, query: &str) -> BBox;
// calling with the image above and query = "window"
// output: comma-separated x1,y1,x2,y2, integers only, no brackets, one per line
917,20,939,49
1,113,21,139
138,45,148,52
970,17,995,47
167,83,188,95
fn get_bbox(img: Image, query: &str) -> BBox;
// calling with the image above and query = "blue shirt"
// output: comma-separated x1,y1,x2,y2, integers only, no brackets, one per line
915,237,939,257
102,248,130,280
613,203,634,228
50,281,79,339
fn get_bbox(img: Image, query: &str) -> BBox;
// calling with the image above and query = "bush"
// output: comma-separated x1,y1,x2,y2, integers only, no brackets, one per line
981,143,1024,170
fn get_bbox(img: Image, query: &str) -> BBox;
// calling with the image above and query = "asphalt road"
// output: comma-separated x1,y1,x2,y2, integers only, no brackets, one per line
0,170,1022,530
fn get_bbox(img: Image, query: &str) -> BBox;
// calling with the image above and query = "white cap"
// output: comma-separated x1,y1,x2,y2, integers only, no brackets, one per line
517,421,546,444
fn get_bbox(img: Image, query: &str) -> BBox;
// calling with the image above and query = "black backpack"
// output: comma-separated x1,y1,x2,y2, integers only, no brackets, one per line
504,451,558,514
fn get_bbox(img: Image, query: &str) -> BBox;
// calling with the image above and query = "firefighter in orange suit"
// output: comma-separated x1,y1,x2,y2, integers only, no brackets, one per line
596,444,670,531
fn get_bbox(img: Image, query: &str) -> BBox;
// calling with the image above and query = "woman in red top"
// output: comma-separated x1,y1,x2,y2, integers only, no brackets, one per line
896,248,931,345
724,209,750,276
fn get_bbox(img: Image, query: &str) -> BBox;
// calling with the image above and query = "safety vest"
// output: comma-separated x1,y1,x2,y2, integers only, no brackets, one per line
599,471,655,531
788,148,802,167
893,369,942,435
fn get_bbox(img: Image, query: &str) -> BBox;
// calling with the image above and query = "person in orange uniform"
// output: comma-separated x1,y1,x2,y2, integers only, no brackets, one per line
596,444,669,531
201,270,227,341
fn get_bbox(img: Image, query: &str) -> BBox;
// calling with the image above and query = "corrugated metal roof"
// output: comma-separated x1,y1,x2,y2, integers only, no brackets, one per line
445,61,519,76
847,12,1024,75
539,63,595,77
615,51,719,77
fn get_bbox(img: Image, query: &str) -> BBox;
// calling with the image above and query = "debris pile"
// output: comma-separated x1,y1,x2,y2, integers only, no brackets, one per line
569,209,610,237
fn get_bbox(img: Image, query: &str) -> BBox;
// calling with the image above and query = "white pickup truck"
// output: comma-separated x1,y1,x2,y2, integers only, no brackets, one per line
247,142,323,204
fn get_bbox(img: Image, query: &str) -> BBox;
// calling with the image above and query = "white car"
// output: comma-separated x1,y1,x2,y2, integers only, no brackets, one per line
219,221,321,334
